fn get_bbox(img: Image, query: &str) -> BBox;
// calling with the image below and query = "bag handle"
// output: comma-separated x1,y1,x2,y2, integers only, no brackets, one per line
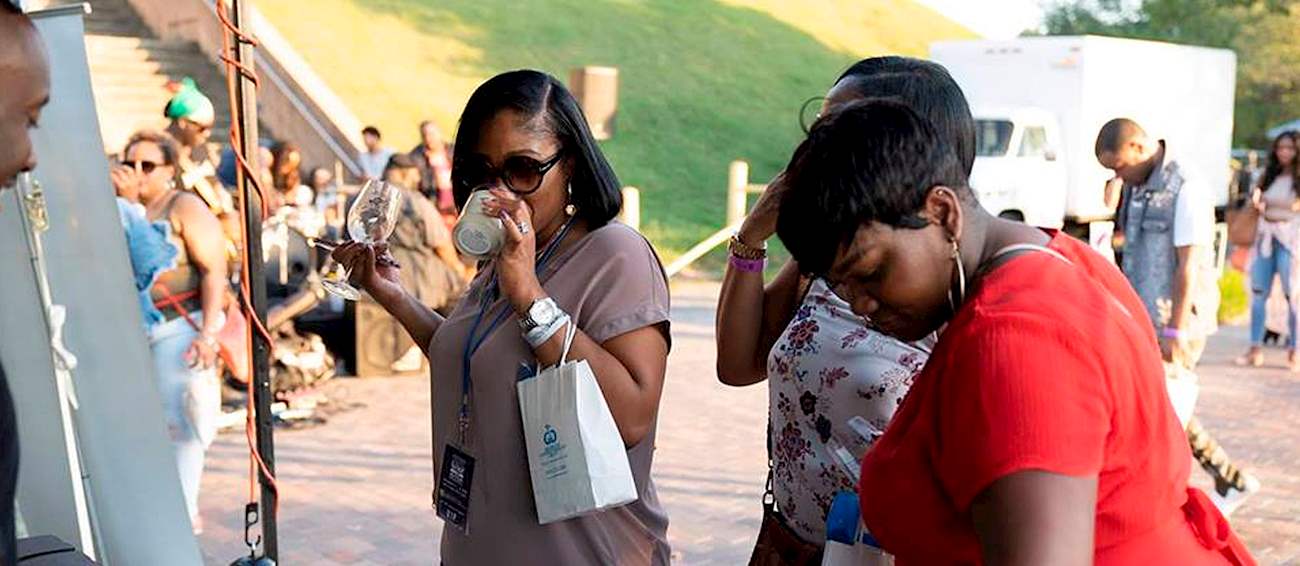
558,320,578,365
531,320,580,378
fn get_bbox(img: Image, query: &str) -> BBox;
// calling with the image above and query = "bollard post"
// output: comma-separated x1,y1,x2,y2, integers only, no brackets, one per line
620,186,641,231
727,160,749,227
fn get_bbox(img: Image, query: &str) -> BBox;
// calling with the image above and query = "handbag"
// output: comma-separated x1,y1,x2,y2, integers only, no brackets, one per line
153,284,250,383
750,281,823,566
1226,201,1259,248
517,322,639,524
749,422,822,565
750,504,823,566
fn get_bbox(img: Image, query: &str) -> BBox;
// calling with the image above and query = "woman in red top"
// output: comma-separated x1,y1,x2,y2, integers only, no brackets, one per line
775,99,1254,565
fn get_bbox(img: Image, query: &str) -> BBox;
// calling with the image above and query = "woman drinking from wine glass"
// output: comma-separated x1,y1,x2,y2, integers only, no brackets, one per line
332,70,672,564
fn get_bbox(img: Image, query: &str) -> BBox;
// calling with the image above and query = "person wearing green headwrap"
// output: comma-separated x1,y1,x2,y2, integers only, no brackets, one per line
163,77,240,270
164,77,214,147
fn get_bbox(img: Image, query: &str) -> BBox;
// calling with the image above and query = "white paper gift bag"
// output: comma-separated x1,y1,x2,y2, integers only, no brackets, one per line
1164,362,1200,428
517,322,638,524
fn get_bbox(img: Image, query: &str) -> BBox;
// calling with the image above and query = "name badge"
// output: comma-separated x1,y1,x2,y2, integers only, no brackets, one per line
436,444,476,534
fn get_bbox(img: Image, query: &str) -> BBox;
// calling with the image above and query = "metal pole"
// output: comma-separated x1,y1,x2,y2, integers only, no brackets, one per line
228,0,277,558
726,160,749,227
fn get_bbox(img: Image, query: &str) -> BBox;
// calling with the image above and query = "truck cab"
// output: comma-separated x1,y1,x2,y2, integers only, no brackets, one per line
968,107,1068,228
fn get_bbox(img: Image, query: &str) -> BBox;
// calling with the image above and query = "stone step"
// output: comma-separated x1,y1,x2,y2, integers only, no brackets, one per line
82,43,207,60
84,22,151,37
60,0,272,153
86,63,228,83
87,70,227,90
83,35,192,52
88,93,234,119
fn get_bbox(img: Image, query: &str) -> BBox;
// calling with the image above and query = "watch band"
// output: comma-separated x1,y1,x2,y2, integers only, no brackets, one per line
519,297,558,332
728,233,767,260
525,313,571,348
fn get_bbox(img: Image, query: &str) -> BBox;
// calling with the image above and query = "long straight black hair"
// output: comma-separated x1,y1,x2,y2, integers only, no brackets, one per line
451,70,623,228
1260,130,1299,195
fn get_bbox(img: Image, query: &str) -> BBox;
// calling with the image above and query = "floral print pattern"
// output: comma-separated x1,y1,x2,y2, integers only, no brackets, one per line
767,279,931,544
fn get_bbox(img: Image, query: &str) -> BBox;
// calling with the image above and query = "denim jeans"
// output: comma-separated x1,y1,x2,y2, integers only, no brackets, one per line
148,314,219,521
1250,237,1297,348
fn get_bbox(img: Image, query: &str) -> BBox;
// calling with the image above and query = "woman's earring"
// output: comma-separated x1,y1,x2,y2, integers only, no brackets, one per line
564,182,577,216
948,238,965,314
168,179,177,190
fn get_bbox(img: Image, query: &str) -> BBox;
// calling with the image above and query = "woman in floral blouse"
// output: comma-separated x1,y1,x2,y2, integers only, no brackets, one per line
715,56,976,561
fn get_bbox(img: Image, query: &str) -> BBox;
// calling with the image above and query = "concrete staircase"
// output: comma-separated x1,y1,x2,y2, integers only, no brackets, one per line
48,0,236,155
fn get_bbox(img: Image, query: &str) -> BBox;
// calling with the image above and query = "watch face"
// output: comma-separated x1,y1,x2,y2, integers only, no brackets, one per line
529,298,560,326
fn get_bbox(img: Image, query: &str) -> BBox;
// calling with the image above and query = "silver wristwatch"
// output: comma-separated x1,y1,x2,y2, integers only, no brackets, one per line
519,297,563,332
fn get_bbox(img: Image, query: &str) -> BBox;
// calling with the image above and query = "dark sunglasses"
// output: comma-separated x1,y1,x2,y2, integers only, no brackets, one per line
182,118,213,133
123,160,161,174
456,150,564,195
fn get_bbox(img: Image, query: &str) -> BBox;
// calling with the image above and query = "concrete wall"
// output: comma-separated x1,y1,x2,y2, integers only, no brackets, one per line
124,0,365,179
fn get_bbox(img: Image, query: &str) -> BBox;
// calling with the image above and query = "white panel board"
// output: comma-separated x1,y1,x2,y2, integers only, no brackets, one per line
0,5,204,564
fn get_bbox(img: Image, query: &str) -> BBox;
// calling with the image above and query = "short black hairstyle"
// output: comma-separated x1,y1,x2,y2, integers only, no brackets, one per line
385,152,419,171
451,69,622,228
1095,118,1146,156
835,57,976,176
1,1,23,15
362,126,381,138
776,99,967,277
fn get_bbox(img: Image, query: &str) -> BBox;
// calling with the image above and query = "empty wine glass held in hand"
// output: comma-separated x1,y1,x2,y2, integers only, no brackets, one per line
319,179,404,300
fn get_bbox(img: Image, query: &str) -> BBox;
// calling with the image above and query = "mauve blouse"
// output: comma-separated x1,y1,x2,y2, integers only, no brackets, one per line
427,222,673,565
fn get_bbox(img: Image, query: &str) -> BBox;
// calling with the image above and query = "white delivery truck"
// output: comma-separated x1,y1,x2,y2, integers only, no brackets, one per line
930,36,1237,233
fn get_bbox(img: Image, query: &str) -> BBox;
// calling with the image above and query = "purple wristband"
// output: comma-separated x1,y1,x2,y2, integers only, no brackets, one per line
1161,327,1183,340
729,255,766,273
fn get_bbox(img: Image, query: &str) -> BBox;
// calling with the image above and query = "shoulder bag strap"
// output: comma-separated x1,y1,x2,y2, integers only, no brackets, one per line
153,281,202,333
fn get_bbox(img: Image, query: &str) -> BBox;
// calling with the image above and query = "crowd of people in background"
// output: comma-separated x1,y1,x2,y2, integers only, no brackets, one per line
99,77,478,533
0,2,1277,562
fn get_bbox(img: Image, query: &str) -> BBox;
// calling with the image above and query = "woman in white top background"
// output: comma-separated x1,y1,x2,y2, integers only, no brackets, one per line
1239,130,1300,370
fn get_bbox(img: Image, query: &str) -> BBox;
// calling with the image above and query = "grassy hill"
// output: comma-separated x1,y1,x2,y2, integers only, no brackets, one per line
259,0,974,259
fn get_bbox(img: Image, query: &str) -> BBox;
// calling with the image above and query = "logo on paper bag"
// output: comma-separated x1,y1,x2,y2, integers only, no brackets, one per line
539,424,569,479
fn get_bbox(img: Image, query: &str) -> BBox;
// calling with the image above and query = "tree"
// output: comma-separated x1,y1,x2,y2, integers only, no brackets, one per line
1039,0,1297,146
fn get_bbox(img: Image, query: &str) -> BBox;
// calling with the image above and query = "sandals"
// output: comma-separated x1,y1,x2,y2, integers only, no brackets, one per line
1234,348,1264,368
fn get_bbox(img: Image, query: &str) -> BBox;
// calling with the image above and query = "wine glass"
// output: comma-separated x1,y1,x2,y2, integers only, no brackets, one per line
319,179,404,300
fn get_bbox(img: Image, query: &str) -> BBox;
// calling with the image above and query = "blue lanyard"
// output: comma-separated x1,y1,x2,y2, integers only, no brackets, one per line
457,218,574,442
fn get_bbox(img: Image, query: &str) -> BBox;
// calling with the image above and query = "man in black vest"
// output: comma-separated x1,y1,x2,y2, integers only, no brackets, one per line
0,2,52,564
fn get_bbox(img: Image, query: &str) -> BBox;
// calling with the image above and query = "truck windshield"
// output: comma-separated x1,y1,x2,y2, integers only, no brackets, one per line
975,120,1014,157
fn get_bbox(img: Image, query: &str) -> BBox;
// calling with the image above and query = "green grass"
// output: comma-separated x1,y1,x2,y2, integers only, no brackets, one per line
258,0,974,260
1219,268,1248,324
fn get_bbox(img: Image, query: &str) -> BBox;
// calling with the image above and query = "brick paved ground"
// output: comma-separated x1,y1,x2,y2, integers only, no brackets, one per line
196,280,1300,565
1190,324,1300,564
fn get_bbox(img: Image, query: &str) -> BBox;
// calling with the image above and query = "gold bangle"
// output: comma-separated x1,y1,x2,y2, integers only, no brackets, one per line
729,233,767,260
